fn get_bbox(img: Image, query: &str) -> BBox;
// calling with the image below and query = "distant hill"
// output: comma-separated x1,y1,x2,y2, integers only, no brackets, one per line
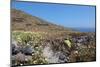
11,9,74,34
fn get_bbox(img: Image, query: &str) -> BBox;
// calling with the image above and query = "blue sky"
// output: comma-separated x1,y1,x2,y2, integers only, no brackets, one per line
11,1,96,28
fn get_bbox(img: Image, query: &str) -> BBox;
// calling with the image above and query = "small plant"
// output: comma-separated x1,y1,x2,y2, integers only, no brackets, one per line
12,31,48,65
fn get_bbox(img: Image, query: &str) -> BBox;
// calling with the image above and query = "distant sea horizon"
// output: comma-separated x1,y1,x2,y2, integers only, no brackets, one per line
73,28,95,32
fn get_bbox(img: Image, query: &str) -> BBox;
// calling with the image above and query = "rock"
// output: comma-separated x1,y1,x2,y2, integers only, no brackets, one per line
56,52,68,63
12,44,21,55
59,54,68,63
23,45,34,55
15,52,26,62
12,39,22,55
78,38,83,43
12,52,32,66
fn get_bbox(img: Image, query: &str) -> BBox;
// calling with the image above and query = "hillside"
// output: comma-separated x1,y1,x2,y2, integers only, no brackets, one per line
11,9,74,33
11,9,96,66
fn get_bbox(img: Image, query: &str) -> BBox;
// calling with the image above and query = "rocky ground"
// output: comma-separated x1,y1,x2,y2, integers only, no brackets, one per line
11,31,96,66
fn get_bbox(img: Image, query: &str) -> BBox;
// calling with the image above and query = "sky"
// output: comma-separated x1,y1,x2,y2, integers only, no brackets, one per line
11,1,96,28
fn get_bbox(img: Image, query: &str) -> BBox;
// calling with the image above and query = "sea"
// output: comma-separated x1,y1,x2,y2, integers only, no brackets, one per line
74,28,95,32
